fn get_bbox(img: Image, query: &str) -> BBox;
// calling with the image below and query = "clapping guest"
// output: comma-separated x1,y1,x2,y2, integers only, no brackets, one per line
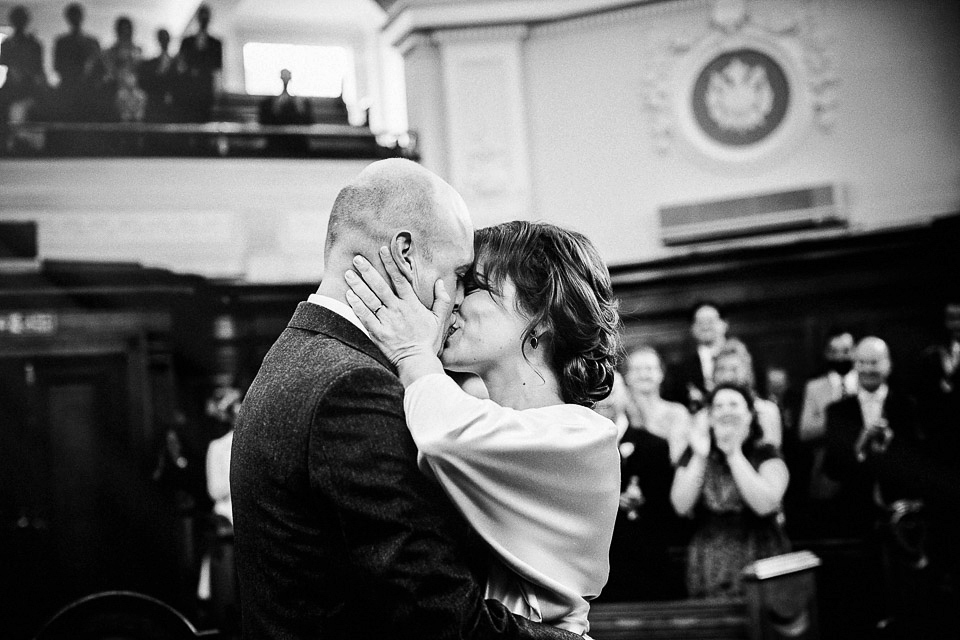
672,383,790,598
821,337,922,537
694,338,782,448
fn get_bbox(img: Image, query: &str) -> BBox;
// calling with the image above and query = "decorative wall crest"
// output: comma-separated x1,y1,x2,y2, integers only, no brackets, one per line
641,0,837,164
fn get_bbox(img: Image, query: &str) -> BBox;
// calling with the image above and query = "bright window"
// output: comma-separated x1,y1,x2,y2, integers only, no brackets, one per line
243,42,352,98
0,32,8,89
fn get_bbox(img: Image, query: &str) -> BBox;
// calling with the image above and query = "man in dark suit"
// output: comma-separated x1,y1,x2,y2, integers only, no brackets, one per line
176,3,222,122
821,337,921,537
664,301,729,413
231,159,579,639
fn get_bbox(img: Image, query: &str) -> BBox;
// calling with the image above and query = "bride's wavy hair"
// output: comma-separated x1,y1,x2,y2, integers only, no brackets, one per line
466,221,623,407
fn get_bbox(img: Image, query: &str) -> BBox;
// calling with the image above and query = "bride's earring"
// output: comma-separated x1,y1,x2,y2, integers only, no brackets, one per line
529,334,539,349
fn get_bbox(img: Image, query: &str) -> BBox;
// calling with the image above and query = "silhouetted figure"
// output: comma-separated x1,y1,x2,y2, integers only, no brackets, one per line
917,301,960,471
103,16,144,122
0,5,47,125
258,68,313,155
258,69,312,125
916,302,960,637
53,2,103,121
139,29,180,122
177,4,222,122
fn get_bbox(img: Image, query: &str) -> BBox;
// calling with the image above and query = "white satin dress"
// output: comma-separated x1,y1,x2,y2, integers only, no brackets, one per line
404,374,621,635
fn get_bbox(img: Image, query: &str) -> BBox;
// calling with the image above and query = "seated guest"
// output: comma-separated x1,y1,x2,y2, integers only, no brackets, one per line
694,338,782,448
258,68,313,126
664,301,729,413
0,6,47,124
259,68,313,155
53,2,103,121
671,383,790,598
602,348,689,601
822,337,921,538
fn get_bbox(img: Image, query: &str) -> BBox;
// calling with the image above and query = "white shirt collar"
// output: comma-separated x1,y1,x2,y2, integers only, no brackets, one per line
306,292,371,338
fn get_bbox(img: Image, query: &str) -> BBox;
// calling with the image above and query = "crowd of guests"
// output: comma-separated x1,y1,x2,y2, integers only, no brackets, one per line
597,300,960,611
0,2,223,125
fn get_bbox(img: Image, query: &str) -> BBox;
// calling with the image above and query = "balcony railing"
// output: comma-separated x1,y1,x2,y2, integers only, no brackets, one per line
1,121,417,160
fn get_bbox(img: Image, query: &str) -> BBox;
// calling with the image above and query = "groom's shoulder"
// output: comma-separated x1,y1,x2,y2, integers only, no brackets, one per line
259,327,398,395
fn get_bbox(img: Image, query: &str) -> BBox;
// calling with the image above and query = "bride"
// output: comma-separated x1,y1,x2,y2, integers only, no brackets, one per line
344,221,622,635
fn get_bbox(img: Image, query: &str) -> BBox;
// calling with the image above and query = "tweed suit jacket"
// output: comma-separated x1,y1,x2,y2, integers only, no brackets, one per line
231,302,580,640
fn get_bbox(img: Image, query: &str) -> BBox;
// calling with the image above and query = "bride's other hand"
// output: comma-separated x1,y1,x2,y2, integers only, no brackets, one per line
344,246,453,367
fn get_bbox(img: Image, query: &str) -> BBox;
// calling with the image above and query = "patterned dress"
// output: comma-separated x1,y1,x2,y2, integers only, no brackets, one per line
679,442,790,597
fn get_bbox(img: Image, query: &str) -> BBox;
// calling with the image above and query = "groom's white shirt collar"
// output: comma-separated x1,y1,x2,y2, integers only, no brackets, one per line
306,292,371,339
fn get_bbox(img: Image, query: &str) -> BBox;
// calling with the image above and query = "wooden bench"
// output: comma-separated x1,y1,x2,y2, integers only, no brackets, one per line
589,599,749,640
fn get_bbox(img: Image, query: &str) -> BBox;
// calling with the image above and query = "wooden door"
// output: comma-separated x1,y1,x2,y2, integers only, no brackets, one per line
0,353,180,638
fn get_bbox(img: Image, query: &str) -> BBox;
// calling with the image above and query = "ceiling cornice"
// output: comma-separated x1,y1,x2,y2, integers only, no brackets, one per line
382,0,658,47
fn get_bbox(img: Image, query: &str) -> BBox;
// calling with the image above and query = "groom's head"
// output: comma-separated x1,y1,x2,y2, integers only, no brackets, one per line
322,158,474,313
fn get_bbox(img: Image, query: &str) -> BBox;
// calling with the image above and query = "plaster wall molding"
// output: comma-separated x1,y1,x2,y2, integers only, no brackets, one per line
639,0,837,171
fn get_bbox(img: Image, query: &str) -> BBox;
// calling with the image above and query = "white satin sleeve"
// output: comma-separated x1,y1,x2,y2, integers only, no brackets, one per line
404,373,621,635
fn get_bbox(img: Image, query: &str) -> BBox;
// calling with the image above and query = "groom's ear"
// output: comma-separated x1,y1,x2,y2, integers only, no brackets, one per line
388,231,415,287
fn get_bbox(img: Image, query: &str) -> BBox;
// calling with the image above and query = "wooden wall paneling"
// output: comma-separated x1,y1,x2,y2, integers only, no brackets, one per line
611,216,958,394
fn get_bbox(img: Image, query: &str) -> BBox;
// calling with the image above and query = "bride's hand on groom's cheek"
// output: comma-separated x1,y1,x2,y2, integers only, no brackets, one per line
344,248,452,365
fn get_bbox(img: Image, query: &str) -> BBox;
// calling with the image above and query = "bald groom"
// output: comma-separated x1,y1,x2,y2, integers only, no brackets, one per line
231,159,581,640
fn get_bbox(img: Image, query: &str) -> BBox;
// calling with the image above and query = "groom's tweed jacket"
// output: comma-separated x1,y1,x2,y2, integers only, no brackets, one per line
231,302,577,640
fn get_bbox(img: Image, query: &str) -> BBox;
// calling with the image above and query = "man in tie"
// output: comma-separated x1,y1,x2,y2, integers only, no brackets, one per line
664,301,729,413
821,337,920,537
